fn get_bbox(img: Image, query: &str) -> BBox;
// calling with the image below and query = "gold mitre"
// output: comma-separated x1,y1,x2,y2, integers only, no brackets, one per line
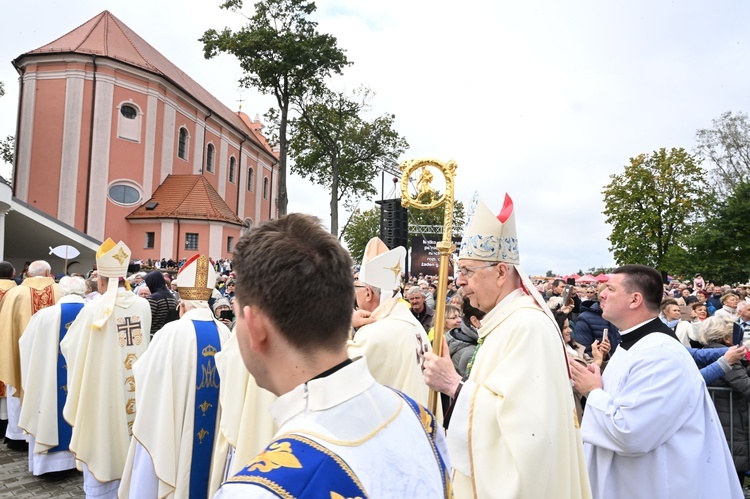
176,254,217,301
458,192,519,264
359,237,405,293
96,238,131,278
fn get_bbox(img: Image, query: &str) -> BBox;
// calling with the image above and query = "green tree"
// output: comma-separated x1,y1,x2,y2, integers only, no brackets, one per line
201,0,350,216
545,270,554,277
696,111,750,197
0,81,12,173
407,198,466,246
342,207,380,262
682,181,750,284
603,148,709,273
289,87,408,235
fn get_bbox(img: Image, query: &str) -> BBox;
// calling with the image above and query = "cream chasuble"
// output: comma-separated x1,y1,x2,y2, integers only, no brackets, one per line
119,308,230,498
0,278,17,406
0,277,60,399
61,289,151,482
347,296,432,406
448,292,591,499
207,333,278,497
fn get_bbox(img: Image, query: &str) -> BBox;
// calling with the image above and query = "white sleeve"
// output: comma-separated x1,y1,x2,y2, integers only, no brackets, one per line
127,441,159,498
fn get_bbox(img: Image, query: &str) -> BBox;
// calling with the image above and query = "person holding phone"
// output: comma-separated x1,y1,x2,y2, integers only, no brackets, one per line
213,298,235,329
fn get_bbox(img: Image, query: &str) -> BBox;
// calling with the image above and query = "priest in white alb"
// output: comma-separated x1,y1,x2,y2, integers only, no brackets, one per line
119,254,231,499
19,275,86,475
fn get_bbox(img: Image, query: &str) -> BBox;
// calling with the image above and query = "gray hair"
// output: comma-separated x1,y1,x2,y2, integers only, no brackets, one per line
738,301,750,313
405,286,425,298
28,260,51,277
700,316,734,346
60,276,86,298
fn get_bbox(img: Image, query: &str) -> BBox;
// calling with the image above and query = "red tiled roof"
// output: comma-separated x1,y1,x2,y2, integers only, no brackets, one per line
21,11,277,159
126,175,242,224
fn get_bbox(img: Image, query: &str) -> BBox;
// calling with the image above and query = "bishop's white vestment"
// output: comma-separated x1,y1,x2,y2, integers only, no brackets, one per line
448,290,591,499
347,296,432,406
582,319,742,499
118,307,230,498
61,289,151,495
19,294,85,474
215,358,450,498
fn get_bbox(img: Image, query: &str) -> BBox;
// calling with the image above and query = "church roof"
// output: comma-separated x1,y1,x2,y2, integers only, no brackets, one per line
20,10,276,159
126,175,243,225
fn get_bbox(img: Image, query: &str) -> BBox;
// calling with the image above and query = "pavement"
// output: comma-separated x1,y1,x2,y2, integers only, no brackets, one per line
0,443,83,498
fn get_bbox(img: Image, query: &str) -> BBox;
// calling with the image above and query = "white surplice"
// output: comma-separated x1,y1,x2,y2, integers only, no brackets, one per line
582,331,742,499
216,358,449,498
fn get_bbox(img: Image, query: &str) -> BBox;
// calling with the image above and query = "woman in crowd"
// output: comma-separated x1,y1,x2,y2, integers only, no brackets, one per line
446,299,486,379
701,315,750,487
715,292,741,321
212,297,234,329
689,302,710,348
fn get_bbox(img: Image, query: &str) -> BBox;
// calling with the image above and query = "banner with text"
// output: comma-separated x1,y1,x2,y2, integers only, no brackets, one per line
410,236,462,277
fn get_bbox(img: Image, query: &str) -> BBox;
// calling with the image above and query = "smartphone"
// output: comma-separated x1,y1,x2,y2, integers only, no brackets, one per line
561,285,573,306
220,309,234,321
602,328,609,342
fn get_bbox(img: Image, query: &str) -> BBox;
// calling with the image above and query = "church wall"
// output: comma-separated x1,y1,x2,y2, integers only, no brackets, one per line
26,76,66,216
74,74,94,231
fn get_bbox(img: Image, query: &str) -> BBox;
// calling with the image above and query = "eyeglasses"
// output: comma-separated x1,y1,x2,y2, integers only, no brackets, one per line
457,262,499,277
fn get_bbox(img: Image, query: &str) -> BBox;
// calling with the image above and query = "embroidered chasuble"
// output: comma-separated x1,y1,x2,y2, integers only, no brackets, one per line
61,289,151,482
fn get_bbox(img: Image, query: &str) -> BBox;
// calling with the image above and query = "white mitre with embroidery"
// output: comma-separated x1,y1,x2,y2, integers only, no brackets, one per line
459,192,554,322
93,238,131,329
175,254,217,301
359,237,406,306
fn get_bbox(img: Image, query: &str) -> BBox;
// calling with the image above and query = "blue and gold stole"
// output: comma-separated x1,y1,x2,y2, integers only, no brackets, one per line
190,320,222,499
225,433,368,499
390,388,452,499
49,302,84,453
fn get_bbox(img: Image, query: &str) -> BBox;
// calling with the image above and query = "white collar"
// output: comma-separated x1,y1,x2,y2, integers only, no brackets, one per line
482,288,525,324
270,357,375,429
618,317,658,336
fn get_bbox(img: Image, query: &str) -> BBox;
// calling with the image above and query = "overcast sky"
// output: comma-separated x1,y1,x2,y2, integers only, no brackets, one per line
2,1,749,276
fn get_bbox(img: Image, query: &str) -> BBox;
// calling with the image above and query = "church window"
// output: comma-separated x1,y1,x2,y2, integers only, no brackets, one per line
227,236,234,253
145,232,155,249
263,177,269,199
117,101,142,142
247,168,254,192
178,127,189,160
107,180,142,206
185,233,199,250
206,143,215,173
229,156,236,183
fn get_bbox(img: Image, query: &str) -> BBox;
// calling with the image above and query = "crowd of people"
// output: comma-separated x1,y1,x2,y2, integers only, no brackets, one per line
0,192,749,498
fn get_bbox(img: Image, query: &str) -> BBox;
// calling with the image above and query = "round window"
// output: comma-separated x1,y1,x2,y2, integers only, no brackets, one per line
120,105,137,120
108,183,141,205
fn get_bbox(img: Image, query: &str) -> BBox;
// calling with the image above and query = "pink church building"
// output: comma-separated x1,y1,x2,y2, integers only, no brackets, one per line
9,10,278,270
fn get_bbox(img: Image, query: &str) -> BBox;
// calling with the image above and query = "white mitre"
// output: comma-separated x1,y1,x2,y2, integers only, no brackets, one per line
459,192,554,323
176,254,217,301
93,238,131,329
359,237,406,306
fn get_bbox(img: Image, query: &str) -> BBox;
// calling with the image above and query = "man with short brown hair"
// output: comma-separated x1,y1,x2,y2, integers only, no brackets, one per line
216,214,449,498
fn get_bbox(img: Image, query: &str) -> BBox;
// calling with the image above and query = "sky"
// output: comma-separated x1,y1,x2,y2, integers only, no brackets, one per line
2,0,749,276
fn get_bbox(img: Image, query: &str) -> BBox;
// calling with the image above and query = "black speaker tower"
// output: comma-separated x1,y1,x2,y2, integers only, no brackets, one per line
375,198,408,251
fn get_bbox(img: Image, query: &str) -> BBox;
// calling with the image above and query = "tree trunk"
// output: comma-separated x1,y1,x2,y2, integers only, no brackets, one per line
277,105,289,216
330,156,339,236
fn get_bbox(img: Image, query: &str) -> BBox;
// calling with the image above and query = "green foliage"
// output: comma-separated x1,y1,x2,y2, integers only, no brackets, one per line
545,270,554,277
201,0,350,215
342,207,379,263
0,136,13,166
602,147,709,273
696,111,750,198
680,181,750,284
288,87,408,235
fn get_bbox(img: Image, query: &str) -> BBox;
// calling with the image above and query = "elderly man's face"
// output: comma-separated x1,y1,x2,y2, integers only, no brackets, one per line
409,292,425,313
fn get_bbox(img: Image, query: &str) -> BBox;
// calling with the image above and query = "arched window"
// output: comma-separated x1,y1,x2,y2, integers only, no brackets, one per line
206,143,215,173
229,156,236,183
178,127,189,160
117,101,142,142
263,176,269,199
247,168,254,192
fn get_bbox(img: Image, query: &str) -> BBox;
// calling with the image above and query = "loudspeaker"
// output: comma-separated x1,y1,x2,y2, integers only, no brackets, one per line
376,198,408,250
